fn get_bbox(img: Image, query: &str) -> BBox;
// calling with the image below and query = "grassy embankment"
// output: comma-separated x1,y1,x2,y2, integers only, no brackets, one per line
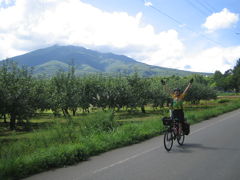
0,96,240,179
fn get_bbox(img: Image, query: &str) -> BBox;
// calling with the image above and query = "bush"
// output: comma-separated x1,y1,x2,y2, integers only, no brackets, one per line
217,99,230,104
79,111,117,135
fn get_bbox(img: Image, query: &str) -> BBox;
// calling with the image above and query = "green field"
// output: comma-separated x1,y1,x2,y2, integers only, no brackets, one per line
1,96,240,180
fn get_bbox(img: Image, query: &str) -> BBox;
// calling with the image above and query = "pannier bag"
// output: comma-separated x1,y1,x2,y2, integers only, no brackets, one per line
162,117,172,126
182,122,190,135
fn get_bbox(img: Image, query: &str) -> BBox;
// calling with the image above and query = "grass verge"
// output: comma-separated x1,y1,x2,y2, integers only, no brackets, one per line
1,99,240,179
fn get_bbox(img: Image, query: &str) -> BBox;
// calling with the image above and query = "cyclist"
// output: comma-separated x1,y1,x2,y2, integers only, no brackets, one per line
161,78,193,133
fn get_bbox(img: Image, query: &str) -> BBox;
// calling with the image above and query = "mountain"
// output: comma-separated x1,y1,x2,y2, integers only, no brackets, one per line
2,45,210,77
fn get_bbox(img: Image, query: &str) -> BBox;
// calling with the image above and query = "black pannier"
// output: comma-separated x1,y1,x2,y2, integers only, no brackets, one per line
162,117,172,126
182,122,190,135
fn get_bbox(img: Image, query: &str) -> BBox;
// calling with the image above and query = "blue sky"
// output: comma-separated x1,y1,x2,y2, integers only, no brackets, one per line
84,0,240,46
0,0,240,73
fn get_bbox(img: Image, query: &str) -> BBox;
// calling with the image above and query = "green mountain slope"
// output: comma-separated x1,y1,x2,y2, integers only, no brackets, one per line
3,45,210,76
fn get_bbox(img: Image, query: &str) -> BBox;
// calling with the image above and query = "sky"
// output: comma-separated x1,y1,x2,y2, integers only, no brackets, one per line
0,0,240,73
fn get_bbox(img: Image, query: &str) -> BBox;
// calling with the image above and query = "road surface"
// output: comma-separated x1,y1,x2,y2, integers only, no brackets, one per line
25,109,240,180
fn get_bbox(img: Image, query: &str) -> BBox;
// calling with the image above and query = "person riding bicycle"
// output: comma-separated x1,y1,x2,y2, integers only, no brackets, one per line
161,78,193,133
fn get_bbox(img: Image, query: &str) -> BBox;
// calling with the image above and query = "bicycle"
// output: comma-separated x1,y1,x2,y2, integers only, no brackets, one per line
162,117,185,152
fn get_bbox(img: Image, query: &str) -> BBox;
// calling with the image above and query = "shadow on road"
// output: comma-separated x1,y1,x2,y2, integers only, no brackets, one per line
169,143,240,153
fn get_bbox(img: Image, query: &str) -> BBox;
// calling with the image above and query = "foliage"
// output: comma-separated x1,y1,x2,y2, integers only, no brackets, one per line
232,59,240,92
213,58,240,92
0,61,36,129
0,60,219,129
50,66,80,116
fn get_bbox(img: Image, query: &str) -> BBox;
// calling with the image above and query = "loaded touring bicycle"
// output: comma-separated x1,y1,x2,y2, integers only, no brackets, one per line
162,110,190,152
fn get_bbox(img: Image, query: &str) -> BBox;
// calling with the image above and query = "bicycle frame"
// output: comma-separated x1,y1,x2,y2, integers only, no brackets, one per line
163,117,185,151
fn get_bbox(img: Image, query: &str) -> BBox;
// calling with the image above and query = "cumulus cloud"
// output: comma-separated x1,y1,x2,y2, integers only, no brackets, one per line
134,29,185,69
139,45,240,73
0,0,239,73
202,8,239,33
0,0,185,60
177,46,240,73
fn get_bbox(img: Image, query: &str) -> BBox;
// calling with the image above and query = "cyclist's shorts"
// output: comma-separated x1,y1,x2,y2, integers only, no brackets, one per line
172,109,185,123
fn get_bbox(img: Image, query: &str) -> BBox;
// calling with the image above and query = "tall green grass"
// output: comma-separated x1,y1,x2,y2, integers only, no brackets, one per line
185,99,240,124
0,112,163,180
1,99,240,179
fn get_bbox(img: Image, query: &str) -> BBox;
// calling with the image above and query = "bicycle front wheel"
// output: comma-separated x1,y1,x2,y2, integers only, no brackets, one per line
177,131,185,146
164,130,173,151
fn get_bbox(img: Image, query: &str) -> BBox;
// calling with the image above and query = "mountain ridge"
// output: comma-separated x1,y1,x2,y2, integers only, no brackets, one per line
1,45,211,77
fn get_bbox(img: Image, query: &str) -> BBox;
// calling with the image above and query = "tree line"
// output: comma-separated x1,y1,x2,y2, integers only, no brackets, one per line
0,61,218,129
213,59,240,92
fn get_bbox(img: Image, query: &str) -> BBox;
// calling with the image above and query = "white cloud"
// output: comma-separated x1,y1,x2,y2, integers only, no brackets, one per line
144,1,152,7
0,0,239,73
176,46,240,73
202,8,239,33
133,29,185,69
0,0,185,60
140,45,240,73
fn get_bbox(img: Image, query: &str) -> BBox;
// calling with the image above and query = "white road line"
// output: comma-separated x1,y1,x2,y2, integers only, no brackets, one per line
92,146,161,174
90,110,240,176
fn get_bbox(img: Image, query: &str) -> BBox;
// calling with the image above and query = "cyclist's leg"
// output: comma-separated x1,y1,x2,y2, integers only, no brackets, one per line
180,109,185,132
172,110,180,134
179,109,185,134
179,123,182,134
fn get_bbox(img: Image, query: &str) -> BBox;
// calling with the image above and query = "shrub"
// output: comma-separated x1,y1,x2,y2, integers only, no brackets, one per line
217,99,230,104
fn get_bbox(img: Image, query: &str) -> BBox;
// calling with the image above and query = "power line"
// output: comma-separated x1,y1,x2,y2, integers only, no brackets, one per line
195,0,214,14
201,0,217,12
143,1,224,46
196,0,240,37
149,5,184,26
196,1,239,38
185,0,209,17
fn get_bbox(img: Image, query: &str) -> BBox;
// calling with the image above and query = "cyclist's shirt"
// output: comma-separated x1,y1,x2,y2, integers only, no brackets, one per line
170,93,186,110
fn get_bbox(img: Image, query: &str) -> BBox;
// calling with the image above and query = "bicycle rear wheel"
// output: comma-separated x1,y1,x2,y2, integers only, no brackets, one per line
177,131,185,146
164,129,173,151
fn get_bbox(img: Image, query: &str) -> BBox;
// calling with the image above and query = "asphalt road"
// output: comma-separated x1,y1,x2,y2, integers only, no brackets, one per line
25,109,240,180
